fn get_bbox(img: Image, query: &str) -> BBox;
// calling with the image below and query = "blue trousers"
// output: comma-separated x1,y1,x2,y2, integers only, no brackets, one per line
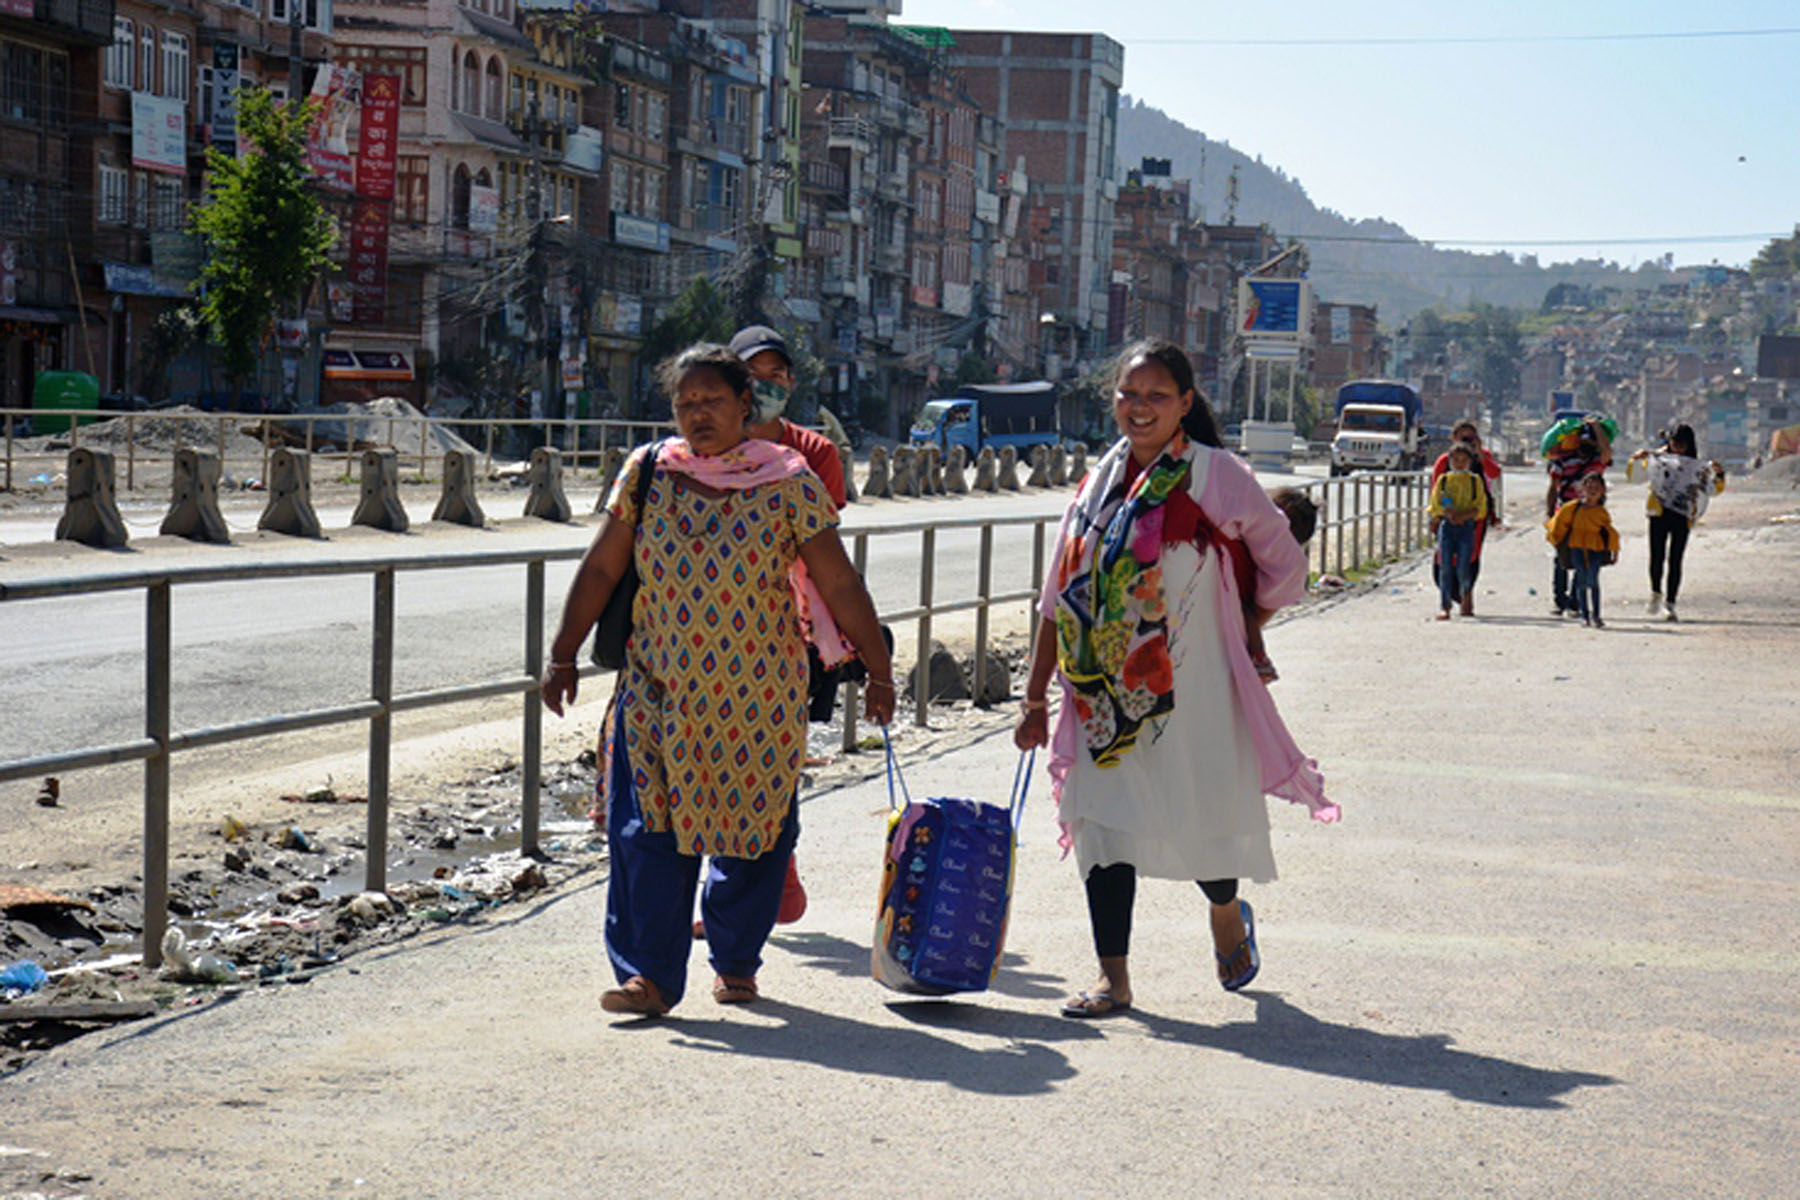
1570,547,1605,621
604,703,798,1008
1437,521,1476,611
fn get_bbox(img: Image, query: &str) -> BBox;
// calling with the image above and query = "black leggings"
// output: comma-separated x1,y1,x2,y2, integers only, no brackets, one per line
1084,863,1238,959
1648,511,1691,603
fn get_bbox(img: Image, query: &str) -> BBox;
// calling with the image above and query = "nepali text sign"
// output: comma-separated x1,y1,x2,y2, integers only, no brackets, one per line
307,64,359,194
355,73,401,200
131,92,187,175
611,213,669,253
1237,278,1310,341
347,197,391,325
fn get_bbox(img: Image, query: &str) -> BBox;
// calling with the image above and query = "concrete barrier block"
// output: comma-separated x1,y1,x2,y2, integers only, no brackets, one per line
839,446,859,503
943,445,968,494
595,447,627,512
351,448,410,533
523,447,572,523
916,446,937,495
864,445,892,498
1068,443,1088,481
997,446,1022,491
892,446,921,497
973,446,997,492
1026,445,1051,488
431,449,487,527
54,447,129,548
257,447,323,538
159,448,230,543
1048,445,1069,487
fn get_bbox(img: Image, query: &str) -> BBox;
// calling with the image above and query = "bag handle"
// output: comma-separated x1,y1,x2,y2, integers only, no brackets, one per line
883,725,1035,830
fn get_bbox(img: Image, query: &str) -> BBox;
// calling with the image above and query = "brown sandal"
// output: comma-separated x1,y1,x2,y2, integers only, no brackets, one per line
600,975,669,1016
712,974,758,1005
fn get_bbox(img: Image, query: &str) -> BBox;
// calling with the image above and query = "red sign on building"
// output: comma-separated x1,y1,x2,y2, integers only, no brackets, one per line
348,198,391,325
355,73,401,201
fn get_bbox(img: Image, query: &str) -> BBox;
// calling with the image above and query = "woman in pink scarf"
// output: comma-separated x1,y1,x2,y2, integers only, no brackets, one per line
542,344,893,1017
1014,341,1336,1019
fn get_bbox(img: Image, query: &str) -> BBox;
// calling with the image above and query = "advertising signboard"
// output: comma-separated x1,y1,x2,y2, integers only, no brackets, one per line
306,64,359,193
354,73,400,200
1330,304,1350,345
612,213,669,253
211,44,241,157
1237,278,1311,341
469,185,499,233
348,197,390,324
131,93,187,175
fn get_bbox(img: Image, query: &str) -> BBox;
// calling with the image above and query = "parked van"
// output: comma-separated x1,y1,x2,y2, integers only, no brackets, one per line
909,382,1060,459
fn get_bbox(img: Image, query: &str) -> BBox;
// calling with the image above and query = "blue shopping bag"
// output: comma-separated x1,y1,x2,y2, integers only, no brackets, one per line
872,733,1033,995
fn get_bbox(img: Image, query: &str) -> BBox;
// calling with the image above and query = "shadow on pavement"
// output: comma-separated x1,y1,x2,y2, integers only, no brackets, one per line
655,997,1091,1095
1128,992,1616,1110
772,930,1066,1000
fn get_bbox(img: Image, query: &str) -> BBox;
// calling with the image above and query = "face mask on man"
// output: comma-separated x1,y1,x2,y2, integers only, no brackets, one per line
751,377,790,424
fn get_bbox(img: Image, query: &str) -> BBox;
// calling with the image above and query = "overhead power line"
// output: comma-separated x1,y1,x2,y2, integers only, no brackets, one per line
1129,26,1800,47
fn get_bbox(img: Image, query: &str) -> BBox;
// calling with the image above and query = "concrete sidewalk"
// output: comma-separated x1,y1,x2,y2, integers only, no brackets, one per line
3,490,1797,1198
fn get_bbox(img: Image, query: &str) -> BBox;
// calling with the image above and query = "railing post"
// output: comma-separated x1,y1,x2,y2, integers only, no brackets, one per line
142,580,171,970
842,531,869,753
4,410,12,491
419,418,429,477
521,558,544,858
1381,474,1391,559
365,567,395,893
216,415,227,467
973,523,994,702
1332,479,1344,577
1031,520,1046,601
126,414,136,490
1314,482,1327,577
485,421,495,480
914,527,935,727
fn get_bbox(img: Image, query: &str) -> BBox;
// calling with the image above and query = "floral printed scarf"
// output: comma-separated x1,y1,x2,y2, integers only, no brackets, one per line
1052,432,1190,767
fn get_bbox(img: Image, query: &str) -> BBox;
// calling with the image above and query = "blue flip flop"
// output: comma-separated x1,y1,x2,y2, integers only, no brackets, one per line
1216,899,1260,992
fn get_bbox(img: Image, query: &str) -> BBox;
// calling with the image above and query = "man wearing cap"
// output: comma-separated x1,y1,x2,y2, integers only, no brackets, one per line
729,324,846,507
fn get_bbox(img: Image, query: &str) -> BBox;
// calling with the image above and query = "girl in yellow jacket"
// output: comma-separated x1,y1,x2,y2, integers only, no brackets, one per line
1546,473,1620,628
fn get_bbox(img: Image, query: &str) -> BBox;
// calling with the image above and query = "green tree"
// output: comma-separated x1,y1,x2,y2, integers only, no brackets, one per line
1749,228,1800,281
638,276,736,396
1467,303,1523,412
190,88,337,391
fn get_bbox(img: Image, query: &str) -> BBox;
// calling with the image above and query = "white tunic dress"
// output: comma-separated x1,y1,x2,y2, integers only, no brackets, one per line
1058,511,1278,885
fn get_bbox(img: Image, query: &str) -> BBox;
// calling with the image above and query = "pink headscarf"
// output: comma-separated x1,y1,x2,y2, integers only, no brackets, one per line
649,437,857,666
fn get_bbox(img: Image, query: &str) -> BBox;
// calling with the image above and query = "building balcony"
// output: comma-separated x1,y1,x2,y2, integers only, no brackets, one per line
873,244,907,275
800,159,847,196
26,0,112,43
805,227,845,258
827,116,874,152
677,204,736,236
875,169,908,202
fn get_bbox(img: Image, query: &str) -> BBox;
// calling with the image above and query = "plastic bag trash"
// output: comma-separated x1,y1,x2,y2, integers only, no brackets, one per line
29,473,51,485
160,928,239,984
0,961,49,996
279,826,318,853
221,814,251,842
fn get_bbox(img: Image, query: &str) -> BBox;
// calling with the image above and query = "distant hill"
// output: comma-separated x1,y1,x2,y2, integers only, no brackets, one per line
1117,96,1676,323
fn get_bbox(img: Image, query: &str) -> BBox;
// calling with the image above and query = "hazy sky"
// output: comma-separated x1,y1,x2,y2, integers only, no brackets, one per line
894,0,1800,269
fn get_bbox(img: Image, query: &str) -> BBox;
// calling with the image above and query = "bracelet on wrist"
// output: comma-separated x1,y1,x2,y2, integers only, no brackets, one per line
547,660,578,671
1019,698,1048,712
866,677,895,690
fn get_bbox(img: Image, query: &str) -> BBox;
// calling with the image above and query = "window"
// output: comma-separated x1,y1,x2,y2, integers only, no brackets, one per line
451,163,471,229
460,50,478,113
558,175,574,220
97,164,129,224
396,155,428,224
107,18,133,89
484,58,502,120
645,93,665,142
269,0,286,23
132,172,149,227
613,83,630,128
645,171,662,220
140,26,156,96
270,0,329,33
162,33,190,103
609,161,628,213
152,176,186,231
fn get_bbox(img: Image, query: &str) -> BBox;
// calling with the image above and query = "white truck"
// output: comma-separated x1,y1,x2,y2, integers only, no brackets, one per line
1329,380,1426,475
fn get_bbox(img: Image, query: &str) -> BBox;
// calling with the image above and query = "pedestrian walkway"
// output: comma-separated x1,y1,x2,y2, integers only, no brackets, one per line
3,491,1797,1197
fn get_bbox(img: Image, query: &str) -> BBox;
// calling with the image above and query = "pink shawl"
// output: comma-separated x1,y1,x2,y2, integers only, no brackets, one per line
649,437,856,666
1042,442,1339,838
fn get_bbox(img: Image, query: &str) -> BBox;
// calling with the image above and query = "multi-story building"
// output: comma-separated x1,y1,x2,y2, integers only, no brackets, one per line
940,29,1123,375
4,0,113,410
1110,166,1194,349
1308,301,1382,402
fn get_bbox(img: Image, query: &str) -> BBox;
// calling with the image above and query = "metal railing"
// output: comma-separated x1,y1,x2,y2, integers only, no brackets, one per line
0,513,1056,969
2,407,673,493
1288,470,1434,578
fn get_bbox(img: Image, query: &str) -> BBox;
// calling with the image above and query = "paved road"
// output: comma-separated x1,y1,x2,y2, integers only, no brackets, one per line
2,486,1795,1196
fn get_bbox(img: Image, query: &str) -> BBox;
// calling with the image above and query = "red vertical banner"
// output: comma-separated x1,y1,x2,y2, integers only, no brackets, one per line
355,73,401,201
349,197,391,325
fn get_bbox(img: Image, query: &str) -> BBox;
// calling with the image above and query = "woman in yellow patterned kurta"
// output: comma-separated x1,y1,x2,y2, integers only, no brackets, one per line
543,344,894,1017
